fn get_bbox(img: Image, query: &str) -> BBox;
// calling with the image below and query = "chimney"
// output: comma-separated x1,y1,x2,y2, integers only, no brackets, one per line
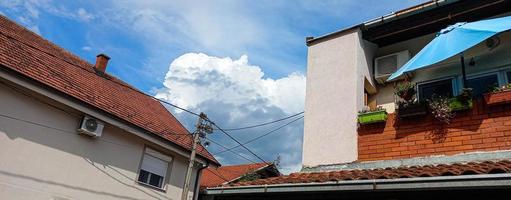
94,54,110,74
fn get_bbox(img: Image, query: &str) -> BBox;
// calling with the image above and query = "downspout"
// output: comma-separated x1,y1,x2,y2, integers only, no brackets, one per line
193,163,209,200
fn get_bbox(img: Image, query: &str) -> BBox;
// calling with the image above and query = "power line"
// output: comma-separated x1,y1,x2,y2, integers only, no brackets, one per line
205,137,258,164
218,111,304,131
208,121,269,165
204,167,231,183
2,30,289,166
213,115,304,155
1,79,81,118
1,82,192,137
0,113,156,150
0,113,233,185
0,31,201,117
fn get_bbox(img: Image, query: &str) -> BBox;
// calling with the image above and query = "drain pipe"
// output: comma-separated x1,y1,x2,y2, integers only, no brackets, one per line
193,163,209,200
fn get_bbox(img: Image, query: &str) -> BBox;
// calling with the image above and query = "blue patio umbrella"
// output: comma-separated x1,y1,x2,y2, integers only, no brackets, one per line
387,15,511,85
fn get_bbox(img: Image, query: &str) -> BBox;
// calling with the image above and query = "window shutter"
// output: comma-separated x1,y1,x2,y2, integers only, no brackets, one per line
141,154,168,177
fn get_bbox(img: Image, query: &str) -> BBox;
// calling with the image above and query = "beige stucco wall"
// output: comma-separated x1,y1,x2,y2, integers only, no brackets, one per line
0,81,200,200
303,29,377,167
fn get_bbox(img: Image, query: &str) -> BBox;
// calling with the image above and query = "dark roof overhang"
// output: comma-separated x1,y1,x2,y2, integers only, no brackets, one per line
363,0,511,46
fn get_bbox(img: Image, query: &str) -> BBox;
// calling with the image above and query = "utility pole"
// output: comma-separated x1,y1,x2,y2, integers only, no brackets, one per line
181,112,212,200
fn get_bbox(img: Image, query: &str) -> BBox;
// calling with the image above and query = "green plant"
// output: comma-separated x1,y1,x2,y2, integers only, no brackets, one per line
489,83,511,93
458,88,473,102
488,83,502,93
358,107,387,124
428,96,454,124
358,106,386,114
396,99,420,109
237,172,261,182
395,82,416,102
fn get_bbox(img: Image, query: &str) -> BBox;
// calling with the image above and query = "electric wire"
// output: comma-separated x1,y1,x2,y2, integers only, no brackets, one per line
2,31,303,136
1,30,291,166
0,113,234,184
217,111,304,131
208,120,270,165
0,31,201,117
204,137,259,164
0,113,147,150
204,167,231,183
213,115,303,155
1,82,192,136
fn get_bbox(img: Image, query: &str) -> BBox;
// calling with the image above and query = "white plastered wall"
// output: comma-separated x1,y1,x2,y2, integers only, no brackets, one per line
302,28,376,167
0,81,200,200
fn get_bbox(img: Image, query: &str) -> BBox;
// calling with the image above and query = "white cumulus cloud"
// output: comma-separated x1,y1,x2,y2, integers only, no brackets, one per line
155,53,305,174
155,53,305,115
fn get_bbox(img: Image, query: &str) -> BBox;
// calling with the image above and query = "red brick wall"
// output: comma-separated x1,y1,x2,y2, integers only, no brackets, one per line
358,99,511,161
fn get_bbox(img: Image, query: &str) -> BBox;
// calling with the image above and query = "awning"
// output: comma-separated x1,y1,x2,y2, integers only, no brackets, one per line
387,15,511,81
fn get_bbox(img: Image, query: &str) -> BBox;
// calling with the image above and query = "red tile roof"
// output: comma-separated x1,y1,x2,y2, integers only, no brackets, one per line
0,15,218,165
228,160,511,187
201,163,269,188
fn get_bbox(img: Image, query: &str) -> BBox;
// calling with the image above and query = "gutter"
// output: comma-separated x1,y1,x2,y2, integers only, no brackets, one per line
363,0,455,27
305,0,456,46
205,174,511,195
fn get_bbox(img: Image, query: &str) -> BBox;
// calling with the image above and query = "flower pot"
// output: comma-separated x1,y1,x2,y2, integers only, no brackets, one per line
358,110,388,124
484,90,511,105
400,91,414,102
397,103,428,119
449,97,473,111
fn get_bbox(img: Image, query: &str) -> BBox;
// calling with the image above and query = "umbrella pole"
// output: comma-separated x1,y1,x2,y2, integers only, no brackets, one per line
461,53,467,88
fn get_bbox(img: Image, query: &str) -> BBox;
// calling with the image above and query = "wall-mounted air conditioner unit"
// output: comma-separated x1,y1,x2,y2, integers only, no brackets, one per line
78,115,104,137
374,50,410,84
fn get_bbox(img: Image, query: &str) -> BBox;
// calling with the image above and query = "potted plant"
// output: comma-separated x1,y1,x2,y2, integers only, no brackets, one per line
428,96,455,124
448,88,473,111
394,81,416,102
397,100,428,119
395,82,428,119
484,84,511,105
358,106,387,125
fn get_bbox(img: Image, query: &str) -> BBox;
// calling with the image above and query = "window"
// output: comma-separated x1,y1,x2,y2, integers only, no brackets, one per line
466,74,499,97
138,148,172,189
418,79,454,101
507,71,511,84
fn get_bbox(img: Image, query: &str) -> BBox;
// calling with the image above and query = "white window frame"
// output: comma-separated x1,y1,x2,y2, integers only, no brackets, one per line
136,147,173,191
416,76,458,102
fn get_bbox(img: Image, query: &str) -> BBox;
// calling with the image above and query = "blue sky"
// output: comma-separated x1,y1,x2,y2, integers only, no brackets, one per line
1,0,426,173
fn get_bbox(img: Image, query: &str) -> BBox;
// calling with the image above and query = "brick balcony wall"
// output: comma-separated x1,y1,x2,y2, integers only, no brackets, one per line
358,99,511,162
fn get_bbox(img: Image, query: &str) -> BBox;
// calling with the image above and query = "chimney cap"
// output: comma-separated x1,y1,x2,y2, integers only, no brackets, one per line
96,53,110,60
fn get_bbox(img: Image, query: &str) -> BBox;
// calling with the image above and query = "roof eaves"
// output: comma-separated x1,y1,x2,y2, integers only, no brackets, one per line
305,25,361,46
0,64,220,166
305,0,458,46
205,173,511,195
363,0,457,28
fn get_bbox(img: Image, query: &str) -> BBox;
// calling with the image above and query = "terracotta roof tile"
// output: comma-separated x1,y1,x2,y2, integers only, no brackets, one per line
0,15,218,164
227,160,511,187
201,163,268,188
